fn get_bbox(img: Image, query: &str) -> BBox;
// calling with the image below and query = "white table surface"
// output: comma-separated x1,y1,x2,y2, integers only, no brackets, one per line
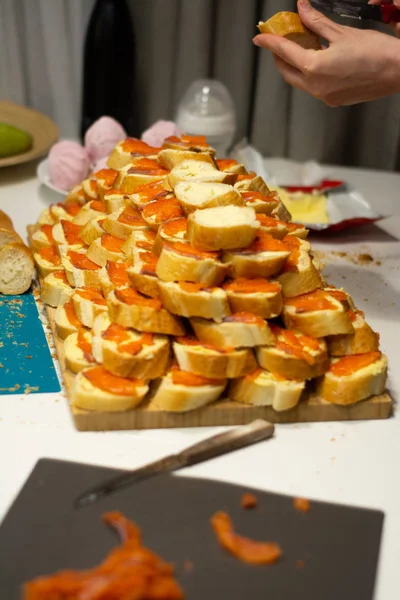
0,160,399,598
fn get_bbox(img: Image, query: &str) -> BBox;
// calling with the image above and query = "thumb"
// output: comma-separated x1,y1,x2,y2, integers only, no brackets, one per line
297,0,343,41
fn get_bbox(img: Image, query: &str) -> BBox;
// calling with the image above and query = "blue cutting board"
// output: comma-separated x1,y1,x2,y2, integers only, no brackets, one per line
0,293,60,394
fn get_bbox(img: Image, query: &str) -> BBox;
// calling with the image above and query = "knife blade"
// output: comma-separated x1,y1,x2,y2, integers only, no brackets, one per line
311,0,400,23
75,419,275,509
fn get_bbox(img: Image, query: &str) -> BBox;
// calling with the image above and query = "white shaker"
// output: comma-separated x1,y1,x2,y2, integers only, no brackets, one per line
175,79,236,157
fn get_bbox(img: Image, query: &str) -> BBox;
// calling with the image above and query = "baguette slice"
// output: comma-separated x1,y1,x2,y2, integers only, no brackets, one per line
91,312,111,364
41,271,73,307
323,286,355,311
37,204,74,226
174,181,243,215
80,216,106,246
327,310,380,356
256,214,289,239
258,12,321,51
317,352,387,405
52,220,85,249
286,221,309,239
158,281,230,322
191,313,274,349
141,197,184,230
107,288,185,335
283,289,354,337
215,159,247,175
103,188,130,214
71,287,108,328
94,168,118,200
107,138,161,169
127,245,160,299
222,232,290,278
256,325,329,380
153,218,188,256
54,298,81,340
278,248,322,297
240,191,278,215
99,260,130,296
72,200,107,226
222,278,282,319
162,134,216,154
167,160,237,189
86,234,125,267
156,242,230,286
187,206,259,251
130,181,173,209
102,205,147,239
0,243,34,295
34,246,62,278
114,159,168,194
30,224,55,251
122,227,157,255
82,178,100,202
99,323,170,379
149,367,226,412
234,174,270,195
71,366,149,412
229,368,305,412
173,337,256,379
65,185,86,206
60,248,102,289
64,329,96,373
158,148,216,170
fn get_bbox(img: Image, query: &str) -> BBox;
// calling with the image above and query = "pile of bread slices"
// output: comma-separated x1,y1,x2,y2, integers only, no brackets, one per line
30,135,388,414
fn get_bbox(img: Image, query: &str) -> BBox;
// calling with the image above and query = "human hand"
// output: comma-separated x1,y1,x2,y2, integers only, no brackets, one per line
253,0,400,106
368,0,400,37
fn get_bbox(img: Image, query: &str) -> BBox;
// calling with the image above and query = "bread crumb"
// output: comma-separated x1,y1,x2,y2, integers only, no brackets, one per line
241,493,257,510
293,497,310,513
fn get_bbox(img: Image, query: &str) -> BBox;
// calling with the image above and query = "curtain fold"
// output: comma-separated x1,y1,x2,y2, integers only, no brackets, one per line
1,0,399,170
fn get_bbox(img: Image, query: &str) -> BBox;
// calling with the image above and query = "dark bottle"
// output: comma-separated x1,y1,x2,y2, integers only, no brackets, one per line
81,0,136,139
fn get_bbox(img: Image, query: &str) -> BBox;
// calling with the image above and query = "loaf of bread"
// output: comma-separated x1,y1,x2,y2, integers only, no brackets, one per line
0,210,34,295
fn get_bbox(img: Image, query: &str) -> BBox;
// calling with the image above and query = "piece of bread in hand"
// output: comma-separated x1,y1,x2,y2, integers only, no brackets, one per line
102,205,147,239
107,287,185,335
60,248,102,289
158,148,216,170
149,366,226,412
107,138,160,169
283,289,354,337
222,231,290,278
54,298,82,340
256,325,329,380
191,313,274,349
167,160,237,189
173,337,257,379
99,323,170,379
327,310,380,356
64,329,96,373
174,182,243,215
71,287,108,328
222,278,282,319
187,206,259,251
158,281,230,322
153,218,188,255
258,12,321,51
156,242,230,287
71,366,149,412
229,368,305,412
278,237,322,297
0,242,34,295
317,352,387,405
114,159,168,194
41,270,73,307
86,234,125,267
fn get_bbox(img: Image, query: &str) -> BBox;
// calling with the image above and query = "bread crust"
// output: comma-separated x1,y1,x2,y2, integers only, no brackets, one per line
224,286,283,319
223,248,290,279
156,244,230,286
229,369,305,412
41,272,73,307
173,340,257,378
256,341,329,381
283,294,354,337
64,331,95,373
101,332,170,379
187,206,259,251
149,373,226,412
327,312,380,356
191,316,274,348
278,251,322,297
158,281,230,322
158,149,216,170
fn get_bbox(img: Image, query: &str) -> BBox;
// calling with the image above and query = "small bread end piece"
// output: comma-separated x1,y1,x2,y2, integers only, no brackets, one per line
257,12,320,51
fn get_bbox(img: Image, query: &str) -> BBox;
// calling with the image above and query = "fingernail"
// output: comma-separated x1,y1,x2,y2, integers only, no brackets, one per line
298,0,309,9
253,36,261,47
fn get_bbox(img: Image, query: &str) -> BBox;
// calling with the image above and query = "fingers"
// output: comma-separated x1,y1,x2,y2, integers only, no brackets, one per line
273,57,307,92
253,34,310,71
297,0,343,42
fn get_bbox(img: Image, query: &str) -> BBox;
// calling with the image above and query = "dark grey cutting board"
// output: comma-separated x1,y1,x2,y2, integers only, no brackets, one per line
0,459,383,599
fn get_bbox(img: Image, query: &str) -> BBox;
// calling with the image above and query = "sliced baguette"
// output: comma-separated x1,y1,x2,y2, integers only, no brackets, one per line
158,148,216,170
54,298,81,340
71,288,108,328
286,221,309,239
258,12,321,51
278,249,322,297
107,138,160,170
149,368,226,412
173,338,256,379
222,232,290,278
52,220,85,248
99,324,170,379
91,312,111,364
240,191,278,215
0,228,24,249
0,243,34,295
174,182,243,215
30,225,55,251
153,218,188,256
80,216,106,246
256,214,289,239
64,330,95,373
99,260,130,296
187,206,259,251
71,366,149,412
60,248,102,289
323,286,355,311
283,290,354,337
86,234,125,267
114,160,168,194
327,310,380,356
191,314,274,349
141,197,184,230
94,168,118,200
158,281,230,322
317,352,387,405
41,271,73,307
162,134,216,154
167,160,237,189
215,159,247,174
34,246,62,278
82,178,100,202
107,288,185,335
122,228,157,255
72,201,107,226
102,205,147,239
222,278,282,319
127,246,160,299
234,174,270,195
104,189,130,214
229,368,305,412
130,181,173,209
156,242,230,286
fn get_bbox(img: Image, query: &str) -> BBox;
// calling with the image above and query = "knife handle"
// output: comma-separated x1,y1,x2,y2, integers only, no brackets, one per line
180,419,275,467
381,4,400,23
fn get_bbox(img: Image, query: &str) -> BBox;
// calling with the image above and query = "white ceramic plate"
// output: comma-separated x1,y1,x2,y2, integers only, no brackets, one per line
37,159,67,196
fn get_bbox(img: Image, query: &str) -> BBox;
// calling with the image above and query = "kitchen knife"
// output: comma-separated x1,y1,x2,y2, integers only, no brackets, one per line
75,419,275,508
311,0,400,23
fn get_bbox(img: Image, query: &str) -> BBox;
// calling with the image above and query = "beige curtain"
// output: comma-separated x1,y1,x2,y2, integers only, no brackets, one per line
2,0,400,170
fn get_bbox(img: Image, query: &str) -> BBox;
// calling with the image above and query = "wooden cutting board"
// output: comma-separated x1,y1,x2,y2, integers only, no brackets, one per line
0,458,384,600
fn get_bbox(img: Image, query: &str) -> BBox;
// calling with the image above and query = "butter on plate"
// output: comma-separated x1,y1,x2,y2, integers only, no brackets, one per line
272,187,329,225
